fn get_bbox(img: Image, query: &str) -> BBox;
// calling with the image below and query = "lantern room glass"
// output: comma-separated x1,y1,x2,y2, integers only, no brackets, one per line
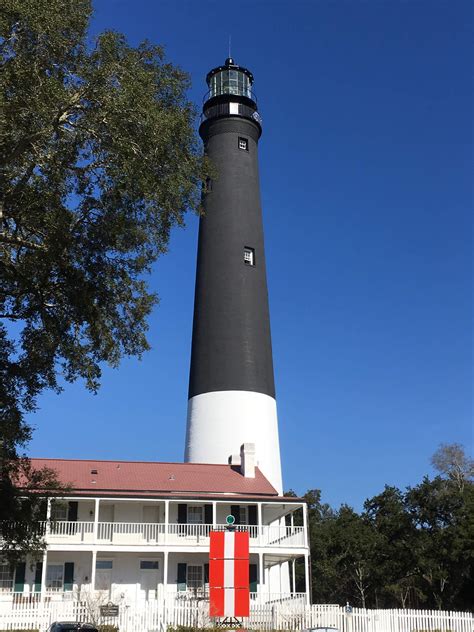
210,70,251,98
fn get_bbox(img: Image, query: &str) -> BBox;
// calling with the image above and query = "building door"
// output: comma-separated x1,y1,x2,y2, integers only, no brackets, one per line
139,561,159,600
95,560,113,597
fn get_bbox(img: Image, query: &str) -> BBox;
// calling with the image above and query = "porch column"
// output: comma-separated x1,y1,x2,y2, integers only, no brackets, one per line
292,558,296,594
40,550,47,602
257,503,263,545
45,497,52,539
304,553,310,605
93,498,100,543
90,550,97,595
212,501,217,527
302,502,308,548
164,500,169,544
258,552,263,600
163,550,169,603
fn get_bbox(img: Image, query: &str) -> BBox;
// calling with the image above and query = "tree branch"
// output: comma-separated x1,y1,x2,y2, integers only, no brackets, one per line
0,234,46,251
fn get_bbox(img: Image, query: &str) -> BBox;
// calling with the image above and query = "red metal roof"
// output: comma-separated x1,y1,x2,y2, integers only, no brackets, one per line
30,458,280,498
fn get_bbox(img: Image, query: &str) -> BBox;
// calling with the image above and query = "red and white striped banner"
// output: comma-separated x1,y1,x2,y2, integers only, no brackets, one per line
209,530,249,618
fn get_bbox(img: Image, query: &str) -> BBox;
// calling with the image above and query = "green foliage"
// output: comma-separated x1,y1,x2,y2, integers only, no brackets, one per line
298,444,474,611
0,0,209,554
0,453,65,563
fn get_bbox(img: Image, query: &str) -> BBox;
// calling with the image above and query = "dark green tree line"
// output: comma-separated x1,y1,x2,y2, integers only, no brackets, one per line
288,444,473,610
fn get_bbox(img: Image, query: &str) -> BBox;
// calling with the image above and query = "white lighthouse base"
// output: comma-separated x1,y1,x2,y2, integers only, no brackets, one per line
185,390,283,494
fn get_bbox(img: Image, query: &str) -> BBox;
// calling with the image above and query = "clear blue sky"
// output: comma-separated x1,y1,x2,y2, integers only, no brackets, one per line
28,0,472,510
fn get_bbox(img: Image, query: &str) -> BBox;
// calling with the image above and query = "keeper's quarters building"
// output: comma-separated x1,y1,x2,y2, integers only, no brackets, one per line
1,454,309,605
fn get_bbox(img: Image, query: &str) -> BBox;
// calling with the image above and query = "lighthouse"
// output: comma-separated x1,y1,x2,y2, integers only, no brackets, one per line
185,58,283,494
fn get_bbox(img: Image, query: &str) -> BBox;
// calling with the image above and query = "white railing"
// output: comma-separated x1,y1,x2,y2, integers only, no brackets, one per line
251,592,307,604
259,524,305,547
10,520,305,548
97,521,166,543
167,523,305,547
167,522,212,543
38,520,95,542
0,599,472,632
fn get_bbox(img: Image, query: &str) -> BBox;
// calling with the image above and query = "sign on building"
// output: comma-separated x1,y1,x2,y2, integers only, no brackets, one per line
209,529,250,618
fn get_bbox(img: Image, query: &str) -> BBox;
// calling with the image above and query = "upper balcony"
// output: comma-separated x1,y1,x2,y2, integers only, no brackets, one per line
31,521,305,549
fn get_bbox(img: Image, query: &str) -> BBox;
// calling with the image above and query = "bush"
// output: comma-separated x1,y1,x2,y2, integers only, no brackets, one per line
98,626,119,632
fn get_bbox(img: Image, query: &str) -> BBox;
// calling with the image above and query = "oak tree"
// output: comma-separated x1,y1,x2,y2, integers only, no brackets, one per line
1,0,209,554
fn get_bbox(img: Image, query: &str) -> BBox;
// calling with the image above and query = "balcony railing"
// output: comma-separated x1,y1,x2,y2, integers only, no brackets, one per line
27,522,305,547
97,521,166,544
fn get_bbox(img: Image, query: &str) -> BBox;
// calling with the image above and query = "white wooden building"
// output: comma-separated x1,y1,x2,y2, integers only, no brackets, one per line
2,445,309,609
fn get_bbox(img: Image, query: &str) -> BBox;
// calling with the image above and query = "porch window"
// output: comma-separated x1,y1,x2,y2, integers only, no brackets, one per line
140,561,159,570
187,506,203,524
46,565,64,591
187,565,203,590
0,565,13,592
96,560,113,570
50,502,68,521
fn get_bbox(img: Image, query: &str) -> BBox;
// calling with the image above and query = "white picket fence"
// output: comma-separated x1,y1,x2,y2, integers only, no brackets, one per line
0,600,472,632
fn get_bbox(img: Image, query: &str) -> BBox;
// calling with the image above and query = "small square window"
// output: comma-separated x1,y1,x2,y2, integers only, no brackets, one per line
244,247,255,266
238,137,248,151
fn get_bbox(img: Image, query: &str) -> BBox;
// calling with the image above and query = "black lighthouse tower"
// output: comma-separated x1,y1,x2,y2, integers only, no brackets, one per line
185,58,282,493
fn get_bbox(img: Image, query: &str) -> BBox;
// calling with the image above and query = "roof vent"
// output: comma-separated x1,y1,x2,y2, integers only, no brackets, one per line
169,474,175,481
91,469,98,475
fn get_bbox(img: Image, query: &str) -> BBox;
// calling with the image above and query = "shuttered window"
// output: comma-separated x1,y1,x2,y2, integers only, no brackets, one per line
46,565,64,591
187,506,203,524
0,565,13,592
187,565,203,589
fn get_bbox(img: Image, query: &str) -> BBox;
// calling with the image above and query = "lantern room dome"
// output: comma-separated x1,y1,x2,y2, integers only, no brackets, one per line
206,57,254,100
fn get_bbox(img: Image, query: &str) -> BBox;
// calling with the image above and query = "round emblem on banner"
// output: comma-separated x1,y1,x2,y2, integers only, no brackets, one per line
226,514,235,525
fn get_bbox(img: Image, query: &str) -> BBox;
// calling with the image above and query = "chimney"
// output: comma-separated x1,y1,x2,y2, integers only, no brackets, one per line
228,454,241,466
240,443,256,478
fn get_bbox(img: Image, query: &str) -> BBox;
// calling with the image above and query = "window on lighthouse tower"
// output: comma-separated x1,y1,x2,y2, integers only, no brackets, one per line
244,247,255,266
